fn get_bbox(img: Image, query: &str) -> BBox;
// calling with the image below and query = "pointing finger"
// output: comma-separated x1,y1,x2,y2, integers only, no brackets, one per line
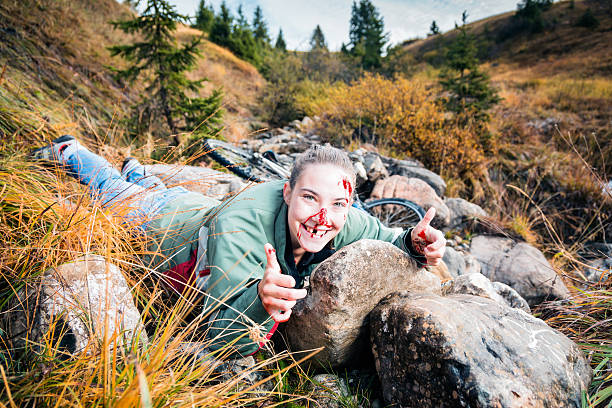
416,207,436,232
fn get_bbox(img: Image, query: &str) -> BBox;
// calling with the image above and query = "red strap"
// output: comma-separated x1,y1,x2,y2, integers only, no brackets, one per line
249,320,279,355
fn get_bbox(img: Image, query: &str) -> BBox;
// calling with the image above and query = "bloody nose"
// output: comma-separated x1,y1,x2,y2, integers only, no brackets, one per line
317,208,328,225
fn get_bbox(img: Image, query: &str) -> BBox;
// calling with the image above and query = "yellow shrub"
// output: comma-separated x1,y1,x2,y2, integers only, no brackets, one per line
311,73,486,177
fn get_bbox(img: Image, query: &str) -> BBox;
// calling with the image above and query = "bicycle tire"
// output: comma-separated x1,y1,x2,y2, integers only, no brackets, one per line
363,198,425,230
204,139,263,182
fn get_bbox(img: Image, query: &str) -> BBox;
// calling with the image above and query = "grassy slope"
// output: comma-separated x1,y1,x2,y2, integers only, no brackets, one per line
0,0,265,152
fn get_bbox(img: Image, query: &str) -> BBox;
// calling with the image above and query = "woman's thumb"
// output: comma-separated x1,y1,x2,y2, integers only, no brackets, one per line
264,243,280,272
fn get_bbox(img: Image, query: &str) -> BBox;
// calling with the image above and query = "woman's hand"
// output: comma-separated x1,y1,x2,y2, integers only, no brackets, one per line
258,243,308,322
411,207,446,266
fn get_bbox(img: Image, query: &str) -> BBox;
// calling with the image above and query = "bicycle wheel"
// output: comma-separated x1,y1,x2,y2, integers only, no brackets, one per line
363,198,425,230
204,139,262,182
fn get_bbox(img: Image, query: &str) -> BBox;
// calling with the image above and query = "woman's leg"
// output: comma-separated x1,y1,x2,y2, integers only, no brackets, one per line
121,157,166,190
32,136,188,229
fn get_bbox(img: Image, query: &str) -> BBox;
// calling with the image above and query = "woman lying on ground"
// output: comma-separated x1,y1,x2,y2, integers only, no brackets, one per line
32,136,445,356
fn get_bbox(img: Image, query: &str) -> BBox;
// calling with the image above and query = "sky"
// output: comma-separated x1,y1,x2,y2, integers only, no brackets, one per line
168,0,520,51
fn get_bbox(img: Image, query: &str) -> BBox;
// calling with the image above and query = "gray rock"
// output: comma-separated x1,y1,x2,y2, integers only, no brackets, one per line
442,273,530,312
469,235,570,306
370,292,591,408
445,197,488,230
581,243,611,283
362,153,388,183
353,161,368,188
2,255,147,355
492,281,532,313
464,253,482,275
285,239,441,367
146,164,245,199
310,374,352,408
383,157,447,197
442,246,466,278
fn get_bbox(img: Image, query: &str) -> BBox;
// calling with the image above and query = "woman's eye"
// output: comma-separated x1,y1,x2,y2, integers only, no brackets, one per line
334,201,347,208
303,194,315,201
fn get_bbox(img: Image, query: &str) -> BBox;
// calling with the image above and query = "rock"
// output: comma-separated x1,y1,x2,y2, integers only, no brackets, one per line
285,239,441,367
178,342,275,394
2,255,147,355
362,153,388,183
581,243,611,283
442,246,466,278
370,176,451,228
464,253,482,275
383,157,447,197
429,260,452,282
491,281,532,312
442,273,530,312
145,164,245,198
469,235,570,306
300,116,315,132
445,197,488,230
353,161,368,188
309,374,353,408
370,292,591,408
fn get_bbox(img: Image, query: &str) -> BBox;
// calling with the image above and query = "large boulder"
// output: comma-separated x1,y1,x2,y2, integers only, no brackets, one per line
2,255,147,355
145,164,245,199
382,157,447,197
285,239,441,367
370,292,591,408
370,176,451,228
444,197,488,230
442,272,530,313
469,235,570,306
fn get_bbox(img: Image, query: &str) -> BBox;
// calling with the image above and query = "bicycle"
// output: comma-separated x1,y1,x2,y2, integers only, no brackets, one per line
203,139,425,230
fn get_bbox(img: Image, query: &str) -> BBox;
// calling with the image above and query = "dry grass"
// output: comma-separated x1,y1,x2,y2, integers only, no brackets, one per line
0,145,327,407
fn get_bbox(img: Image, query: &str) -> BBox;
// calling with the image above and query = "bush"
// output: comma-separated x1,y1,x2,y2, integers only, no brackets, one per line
311,73,487,178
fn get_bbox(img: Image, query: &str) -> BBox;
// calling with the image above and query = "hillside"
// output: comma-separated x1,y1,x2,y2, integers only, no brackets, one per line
0,0,265,152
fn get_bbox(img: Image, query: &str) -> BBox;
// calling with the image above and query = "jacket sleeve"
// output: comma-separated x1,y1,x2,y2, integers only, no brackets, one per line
203,209,276,357
335,206,427,265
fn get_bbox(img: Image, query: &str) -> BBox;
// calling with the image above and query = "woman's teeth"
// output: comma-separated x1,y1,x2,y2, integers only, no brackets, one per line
303,224,328,237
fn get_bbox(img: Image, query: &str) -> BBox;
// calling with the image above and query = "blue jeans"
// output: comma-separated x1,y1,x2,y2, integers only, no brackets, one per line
65,147,189,230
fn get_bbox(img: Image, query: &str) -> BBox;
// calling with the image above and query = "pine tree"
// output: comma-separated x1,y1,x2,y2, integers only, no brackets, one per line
275,29,287,51
109,0,223,145
429,20,440,36
310,24,327,51
438,12,500,129
347,0,388,69
209,1,233,48
194,0,214,33
252,6,270,45
231,6,260,66
236,4,248,28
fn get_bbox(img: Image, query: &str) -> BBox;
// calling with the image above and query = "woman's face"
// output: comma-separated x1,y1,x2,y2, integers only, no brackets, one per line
283,164,353,256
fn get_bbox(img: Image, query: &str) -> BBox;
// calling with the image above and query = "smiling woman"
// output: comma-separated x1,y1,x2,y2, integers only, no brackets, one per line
30,138,445,357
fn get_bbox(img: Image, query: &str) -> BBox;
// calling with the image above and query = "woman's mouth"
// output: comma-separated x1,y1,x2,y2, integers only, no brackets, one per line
300,223,330,238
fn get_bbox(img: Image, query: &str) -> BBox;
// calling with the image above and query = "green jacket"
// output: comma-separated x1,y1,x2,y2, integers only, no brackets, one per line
147,180,419,356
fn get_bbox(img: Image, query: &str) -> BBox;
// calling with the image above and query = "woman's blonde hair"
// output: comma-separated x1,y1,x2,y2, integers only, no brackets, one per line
289,145,356,196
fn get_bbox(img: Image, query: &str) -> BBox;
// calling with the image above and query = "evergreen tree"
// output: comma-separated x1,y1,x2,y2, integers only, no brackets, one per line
438,13,500,128
194,0,214,33
231,9,260,66
236,4,248,28
310,24,328,50
109,0,223,145
252,6,270,45
347,0,388,69
209,1,233,48
275,29,287,51
429,20,440,36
